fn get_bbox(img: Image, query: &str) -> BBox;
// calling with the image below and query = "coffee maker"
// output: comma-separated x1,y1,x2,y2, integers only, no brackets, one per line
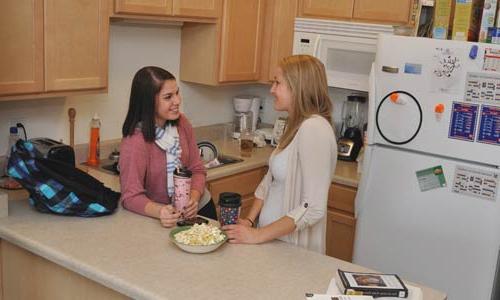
232,96,260,138
337,95,366,161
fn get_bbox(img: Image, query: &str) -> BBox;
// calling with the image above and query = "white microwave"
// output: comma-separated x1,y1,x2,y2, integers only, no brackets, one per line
293,18,394,92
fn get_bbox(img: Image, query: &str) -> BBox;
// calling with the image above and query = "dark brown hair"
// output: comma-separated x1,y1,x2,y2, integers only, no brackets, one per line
122,66,176,142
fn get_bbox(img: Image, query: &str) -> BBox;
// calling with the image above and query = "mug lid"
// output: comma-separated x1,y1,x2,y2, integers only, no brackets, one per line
219,192,241,208
174,167,192,178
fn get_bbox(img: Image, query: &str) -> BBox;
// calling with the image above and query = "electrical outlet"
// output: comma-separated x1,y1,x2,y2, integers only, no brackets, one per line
7,118,28,140
8,118,27,128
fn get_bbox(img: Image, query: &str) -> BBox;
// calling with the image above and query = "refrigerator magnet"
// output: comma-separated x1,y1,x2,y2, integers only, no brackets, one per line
404,63,422,75
448,102,479,142
382,66,399,73
477,105,500,146
416,166,447,192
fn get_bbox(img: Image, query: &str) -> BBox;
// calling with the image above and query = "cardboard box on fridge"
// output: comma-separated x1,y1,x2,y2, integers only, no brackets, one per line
451,0,485,41
496,0,500,26
479,0,498,42
433,0,454,39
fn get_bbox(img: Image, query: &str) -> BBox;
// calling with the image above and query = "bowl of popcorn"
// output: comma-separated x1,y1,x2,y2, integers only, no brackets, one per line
169,223,228,254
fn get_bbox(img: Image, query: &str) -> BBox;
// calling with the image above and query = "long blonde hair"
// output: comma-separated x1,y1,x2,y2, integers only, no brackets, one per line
277,55,332,151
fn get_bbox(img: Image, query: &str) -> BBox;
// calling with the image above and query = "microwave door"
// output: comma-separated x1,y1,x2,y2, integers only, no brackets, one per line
317,37,376,91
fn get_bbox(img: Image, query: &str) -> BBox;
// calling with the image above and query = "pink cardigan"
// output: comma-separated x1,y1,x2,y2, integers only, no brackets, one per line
119,114,206,215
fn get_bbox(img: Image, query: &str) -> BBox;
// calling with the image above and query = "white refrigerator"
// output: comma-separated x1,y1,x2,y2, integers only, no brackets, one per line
353,35,500,300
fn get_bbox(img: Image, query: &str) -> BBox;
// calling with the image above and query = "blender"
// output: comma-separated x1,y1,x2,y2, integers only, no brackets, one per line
337,95,366,161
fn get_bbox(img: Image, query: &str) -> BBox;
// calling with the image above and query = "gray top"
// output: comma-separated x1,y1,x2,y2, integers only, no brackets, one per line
0,200,446,300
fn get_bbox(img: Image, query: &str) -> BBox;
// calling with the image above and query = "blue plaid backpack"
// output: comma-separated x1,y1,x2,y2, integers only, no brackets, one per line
7,139,120,217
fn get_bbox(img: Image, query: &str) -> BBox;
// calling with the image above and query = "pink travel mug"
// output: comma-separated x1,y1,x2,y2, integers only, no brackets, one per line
173,168,192,220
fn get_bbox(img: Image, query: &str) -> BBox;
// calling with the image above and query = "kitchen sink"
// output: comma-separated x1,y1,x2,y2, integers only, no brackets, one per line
96,155,243,174
205,155,243,169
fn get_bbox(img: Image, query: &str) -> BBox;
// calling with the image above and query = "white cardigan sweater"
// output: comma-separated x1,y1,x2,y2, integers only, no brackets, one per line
255,115,337,254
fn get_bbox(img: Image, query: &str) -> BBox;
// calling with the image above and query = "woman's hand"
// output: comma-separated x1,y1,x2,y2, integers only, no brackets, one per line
183,197,198,219
183,190,201,219
222,224,262,244
237,218,254,227
159,205,181,228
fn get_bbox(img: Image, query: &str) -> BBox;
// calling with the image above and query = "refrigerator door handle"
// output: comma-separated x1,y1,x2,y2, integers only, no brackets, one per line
367,62,376,145
492,248,500,300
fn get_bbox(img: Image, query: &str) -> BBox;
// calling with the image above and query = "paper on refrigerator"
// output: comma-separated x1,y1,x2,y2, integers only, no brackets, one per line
452,165,499,201
431,47,464,93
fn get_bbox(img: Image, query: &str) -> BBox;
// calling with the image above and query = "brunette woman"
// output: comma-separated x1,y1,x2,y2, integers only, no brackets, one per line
119,66,216,227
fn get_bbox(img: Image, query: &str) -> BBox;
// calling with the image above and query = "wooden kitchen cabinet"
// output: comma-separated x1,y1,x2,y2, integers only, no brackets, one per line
218,0,265,82
326,182,357,262
180,0,265,85
172,0,222,18
259,0,298,83
1,240,128,300
298,0,354,20
326,210,356,262
353,0,415,25
115,0,221,18
115,0,173,16
0,0,110,100
208,167,267,219
0,0,44,95
298,0,418,25
45,0,109,92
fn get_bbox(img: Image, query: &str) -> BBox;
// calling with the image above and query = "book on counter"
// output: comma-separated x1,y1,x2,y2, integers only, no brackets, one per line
305,294,373,300
337,270,409,298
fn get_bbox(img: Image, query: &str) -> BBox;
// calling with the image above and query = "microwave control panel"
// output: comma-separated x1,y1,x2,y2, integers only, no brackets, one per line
293,32,319,56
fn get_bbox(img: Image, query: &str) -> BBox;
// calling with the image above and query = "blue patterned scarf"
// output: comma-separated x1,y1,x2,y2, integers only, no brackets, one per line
155,125,181,197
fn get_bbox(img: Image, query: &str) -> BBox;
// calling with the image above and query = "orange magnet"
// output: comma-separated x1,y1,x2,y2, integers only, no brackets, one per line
390,93,399,103
435,103,445,113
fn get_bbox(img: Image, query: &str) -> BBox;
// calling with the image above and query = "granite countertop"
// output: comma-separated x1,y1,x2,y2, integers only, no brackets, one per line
0,199,446,300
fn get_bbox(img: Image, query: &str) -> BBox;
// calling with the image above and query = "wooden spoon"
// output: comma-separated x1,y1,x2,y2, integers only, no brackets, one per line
68,108,76,148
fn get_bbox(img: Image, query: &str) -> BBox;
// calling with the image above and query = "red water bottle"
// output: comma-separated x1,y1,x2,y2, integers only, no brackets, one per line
87,114,101,166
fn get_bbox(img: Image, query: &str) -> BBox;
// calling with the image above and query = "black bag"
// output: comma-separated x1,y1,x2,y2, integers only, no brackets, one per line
7,139,120,217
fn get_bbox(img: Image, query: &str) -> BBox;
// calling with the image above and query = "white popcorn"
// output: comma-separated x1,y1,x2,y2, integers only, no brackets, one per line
174,223,225,246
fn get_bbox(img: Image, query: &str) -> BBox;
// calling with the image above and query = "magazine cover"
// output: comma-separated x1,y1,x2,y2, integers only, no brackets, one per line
338,270,409,298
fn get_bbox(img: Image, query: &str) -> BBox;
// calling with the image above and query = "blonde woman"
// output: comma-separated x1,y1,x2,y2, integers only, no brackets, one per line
223,55,337,254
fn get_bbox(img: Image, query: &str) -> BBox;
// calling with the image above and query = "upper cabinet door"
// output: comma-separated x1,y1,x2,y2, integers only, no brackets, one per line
45,0,109,91
298,0,354,19
0,0,44,95
353,0,413,24
219,0,265,82
259,0,298,83
115,0,173,16
172,0,222,18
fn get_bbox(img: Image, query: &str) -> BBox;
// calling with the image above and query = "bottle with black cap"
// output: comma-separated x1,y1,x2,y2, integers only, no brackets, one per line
173,167,192,221
219,192,241,226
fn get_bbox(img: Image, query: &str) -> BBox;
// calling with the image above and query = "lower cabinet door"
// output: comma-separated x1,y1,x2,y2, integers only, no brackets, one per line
326,210,356,262
208,167,266,220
